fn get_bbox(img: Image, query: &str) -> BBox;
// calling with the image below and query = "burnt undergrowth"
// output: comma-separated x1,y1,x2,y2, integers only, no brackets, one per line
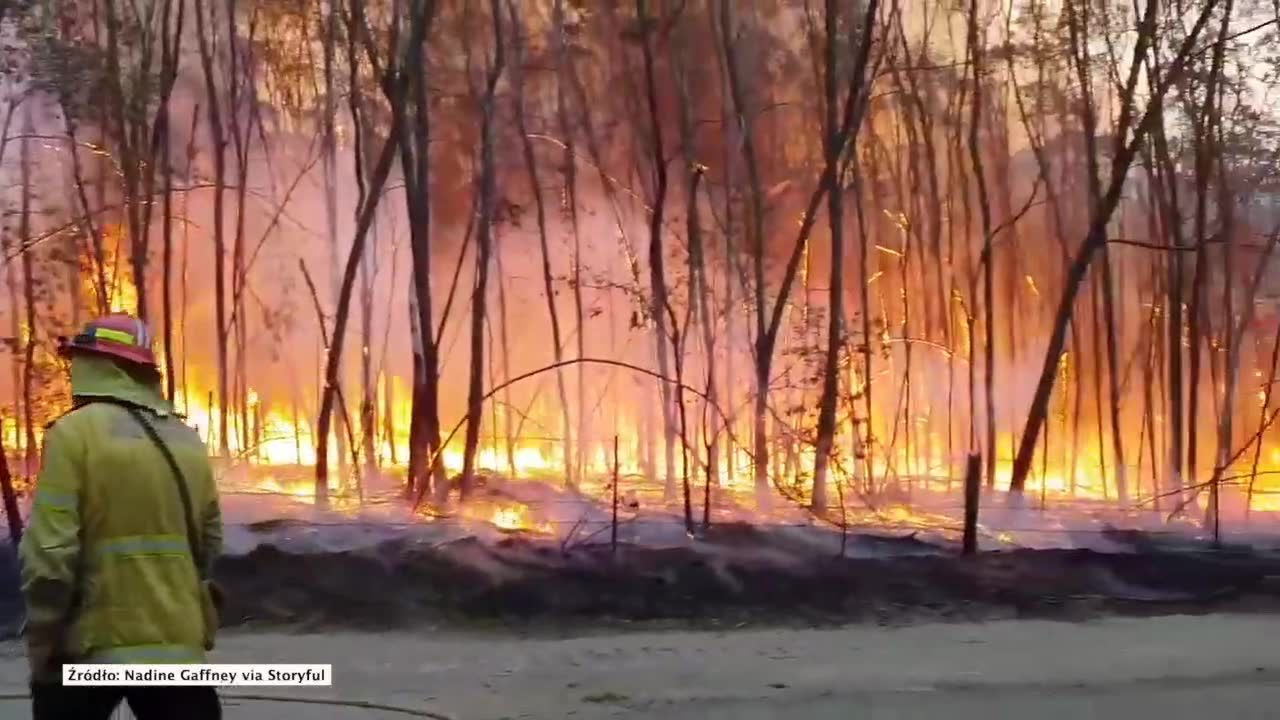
209,528,1280,632
1,527,1276,638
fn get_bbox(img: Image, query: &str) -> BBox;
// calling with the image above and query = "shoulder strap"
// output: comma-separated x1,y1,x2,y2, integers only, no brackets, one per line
83,398,206,579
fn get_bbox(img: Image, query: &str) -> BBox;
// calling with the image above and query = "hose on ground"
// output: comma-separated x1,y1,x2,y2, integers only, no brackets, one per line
0,691,457,719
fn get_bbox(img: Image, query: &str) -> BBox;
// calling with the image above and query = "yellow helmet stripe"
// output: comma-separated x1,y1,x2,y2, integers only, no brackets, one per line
94,327,136,346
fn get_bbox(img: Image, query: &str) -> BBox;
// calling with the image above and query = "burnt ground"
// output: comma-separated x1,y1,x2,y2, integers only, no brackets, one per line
208,525,1280,632
1,525,1279,636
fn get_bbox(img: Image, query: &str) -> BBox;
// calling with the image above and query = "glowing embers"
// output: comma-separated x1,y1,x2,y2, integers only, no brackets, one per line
474,501,554,535
254,475,315,499
490,505,524,530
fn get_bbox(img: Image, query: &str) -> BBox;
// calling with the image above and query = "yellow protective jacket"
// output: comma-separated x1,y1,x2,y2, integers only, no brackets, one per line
19,354,221,678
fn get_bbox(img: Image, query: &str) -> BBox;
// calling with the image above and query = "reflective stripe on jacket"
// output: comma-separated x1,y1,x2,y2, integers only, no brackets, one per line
19,354,222,672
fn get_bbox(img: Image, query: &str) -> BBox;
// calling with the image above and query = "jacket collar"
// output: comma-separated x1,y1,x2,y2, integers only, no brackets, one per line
70,354,172,415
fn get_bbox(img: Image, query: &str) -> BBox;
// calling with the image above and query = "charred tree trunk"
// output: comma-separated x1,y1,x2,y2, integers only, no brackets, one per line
635,0,678,502
670,20,719,523
102,0,147,321
6,255,18,466
19,114,35,472
160,107,185,404
1161,149,1186,500
713,9,738,485
686,166,718,526
458,0,505,501
966,0,997,490
225,0,255,459
360,220,379,483
179,114,198,414
398,4,445,500
145,0,184,403
194,0,230,456
719,0,771,505
1206,0,1238,534
1091,275,1111,498
812,0,847,513
853,163,875,492
1186,180,1211,500
321,0,340,489
316,129,403,501
1100,251,1126,501
0,420,20,543
0,100,17,463
63,117,109,315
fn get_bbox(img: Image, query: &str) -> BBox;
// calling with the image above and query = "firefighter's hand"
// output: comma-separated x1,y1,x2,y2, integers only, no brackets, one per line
24,631,65,684
26,650,60,684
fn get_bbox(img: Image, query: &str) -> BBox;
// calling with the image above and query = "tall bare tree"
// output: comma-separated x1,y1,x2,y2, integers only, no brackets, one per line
457,0,506,499
812,0,881,511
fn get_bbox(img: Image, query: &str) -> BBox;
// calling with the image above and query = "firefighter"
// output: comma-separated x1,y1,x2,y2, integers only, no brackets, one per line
19,313,222,720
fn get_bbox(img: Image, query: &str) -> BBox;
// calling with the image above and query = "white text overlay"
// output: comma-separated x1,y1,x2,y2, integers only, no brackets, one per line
63,664,332,686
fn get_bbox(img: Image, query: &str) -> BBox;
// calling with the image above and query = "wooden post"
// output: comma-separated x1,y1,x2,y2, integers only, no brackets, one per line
292,397,302,465
253,404,262,463
384,376,397,466
1211,476,1222,548
207,391,216,451
612,435,620,556
962,453,981,555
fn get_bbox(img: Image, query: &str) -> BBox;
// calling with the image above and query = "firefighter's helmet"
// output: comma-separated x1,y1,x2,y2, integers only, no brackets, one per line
58,313,158,368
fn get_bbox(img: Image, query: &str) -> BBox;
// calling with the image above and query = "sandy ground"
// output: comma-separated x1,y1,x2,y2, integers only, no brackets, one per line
0,615,1278,718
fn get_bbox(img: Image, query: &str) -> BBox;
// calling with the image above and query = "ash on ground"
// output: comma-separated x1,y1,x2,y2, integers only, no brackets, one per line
200,473,1280,632
6,471,1280,636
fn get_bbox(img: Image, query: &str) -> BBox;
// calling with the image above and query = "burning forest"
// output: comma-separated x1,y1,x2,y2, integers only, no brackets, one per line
0,0,1278,563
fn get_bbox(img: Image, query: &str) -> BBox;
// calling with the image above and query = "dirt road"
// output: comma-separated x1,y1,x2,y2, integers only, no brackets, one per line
1,615,1278,718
